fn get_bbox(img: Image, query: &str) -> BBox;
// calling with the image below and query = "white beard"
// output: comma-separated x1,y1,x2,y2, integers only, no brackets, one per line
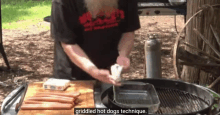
84,0,119,18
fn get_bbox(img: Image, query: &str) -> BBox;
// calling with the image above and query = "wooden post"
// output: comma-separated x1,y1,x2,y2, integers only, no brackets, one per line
181,0,220,92
0,0,2,44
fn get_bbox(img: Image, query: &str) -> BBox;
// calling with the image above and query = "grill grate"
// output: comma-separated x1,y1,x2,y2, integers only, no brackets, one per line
102,80,214,115
155,88,209,114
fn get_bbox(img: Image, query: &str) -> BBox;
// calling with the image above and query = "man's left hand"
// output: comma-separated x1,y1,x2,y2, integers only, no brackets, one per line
116,55,130,72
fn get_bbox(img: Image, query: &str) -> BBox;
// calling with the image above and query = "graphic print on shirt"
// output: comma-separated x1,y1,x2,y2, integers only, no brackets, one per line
79,9,125,31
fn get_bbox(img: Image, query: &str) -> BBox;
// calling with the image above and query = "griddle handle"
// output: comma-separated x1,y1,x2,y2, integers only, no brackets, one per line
15,83,28,112
1,84,26,113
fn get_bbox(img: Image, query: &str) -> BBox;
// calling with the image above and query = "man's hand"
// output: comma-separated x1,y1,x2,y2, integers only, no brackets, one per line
91,68,122,86
116,55,130,72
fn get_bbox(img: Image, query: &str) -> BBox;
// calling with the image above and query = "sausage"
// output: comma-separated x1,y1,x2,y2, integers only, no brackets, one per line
24,100,74,105
24,100,53,104
26,96,75,103
20,103,73,110
37,92,81,98
32,94,75,100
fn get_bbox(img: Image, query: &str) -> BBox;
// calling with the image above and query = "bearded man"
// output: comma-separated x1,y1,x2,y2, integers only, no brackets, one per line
50,0,140,86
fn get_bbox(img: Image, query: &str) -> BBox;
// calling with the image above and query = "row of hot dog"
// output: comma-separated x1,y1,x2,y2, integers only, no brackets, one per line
21,92,81,110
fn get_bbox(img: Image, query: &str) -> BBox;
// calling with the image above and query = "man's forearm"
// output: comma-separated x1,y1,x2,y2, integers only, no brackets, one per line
61,43,98,76
118,32,135,57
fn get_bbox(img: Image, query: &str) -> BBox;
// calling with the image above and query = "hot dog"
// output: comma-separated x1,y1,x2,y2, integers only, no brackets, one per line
32,94,75,100
24,100,53,104
26,96,75,103
37,92,81,98
20,103,73,110
24,100,74,105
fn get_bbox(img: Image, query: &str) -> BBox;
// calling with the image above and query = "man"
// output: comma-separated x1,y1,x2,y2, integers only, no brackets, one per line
50,0,140,86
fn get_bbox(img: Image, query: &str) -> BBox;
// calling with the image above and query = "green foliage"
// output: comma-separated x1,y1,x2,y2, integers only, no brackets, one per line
210,91,220,110
1,0,52,29
2,0,52,5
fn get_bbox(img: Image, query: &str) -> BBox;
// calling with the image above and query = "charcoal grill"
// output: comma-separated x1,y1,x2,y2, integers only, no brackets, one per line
95,78,215,115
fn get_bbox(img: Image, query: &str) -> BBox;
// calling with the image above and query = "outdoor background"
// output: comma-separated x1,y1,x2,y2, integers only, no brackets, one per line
0,0,185,111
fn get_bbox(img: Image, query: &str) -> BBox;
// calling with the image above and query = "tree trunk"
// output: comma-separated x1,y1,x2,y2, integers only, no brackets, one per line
181,0,220,92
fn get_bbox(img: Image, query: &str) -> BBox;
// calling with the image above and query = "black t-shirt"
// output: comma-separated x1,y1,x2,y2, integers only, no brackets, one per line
50,0,141,80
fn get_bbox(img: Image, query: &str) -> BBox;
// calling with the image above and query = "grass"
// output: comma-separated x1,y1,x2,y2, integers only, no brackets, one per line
2,0,52,30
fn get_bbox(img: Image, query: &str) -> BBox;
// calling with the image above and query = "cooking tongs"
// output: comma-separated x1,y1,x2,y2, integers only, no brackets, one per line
1,82,28,113
110,64,123,102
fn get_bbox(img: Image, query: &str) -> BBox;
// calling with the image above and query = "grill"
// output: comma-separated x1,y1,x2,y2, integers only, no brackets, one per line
150,88,209,114
98,78,215,115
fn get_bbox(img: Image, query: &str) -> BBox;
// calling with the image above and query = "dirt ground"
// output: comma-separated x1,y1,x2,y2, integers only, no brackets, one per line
0,15,185,109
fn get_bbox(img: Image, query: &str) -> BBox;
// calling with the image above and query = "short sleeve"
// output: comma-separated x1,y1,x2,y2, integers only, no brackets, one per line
121,1,141,33
50,0,78,44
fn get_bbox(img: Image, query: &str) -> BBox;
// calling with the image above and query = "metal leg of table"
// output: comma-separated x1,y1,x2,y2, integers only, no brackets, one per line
0,0,11,71
0,43,10,70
